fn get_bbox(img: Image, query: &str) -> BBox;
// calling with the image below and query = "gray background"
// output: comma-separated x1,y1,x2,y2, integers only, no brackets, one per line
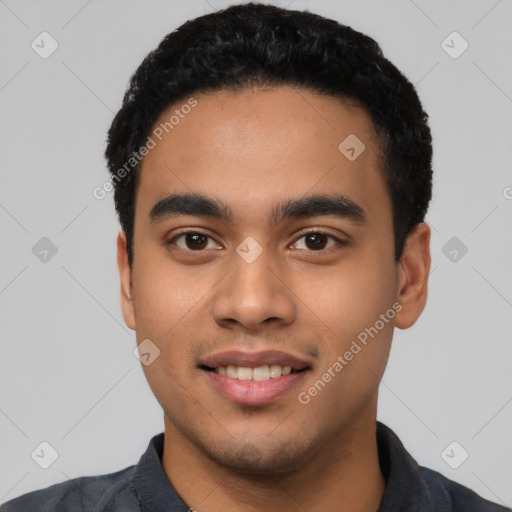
1,0,511,506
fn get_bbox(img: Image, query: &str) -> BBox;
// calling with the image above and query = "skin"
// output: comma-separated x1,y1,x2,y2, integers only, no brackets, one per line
117,85,431,512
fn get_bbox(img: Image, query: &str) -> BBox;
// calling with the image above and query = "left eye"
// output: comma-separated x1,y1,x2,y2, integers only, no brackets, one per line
291,232,343,251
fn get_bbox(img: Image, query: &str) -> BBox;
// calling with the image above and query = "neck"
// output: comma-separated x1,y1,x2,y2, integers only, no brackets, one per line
162,411,386,512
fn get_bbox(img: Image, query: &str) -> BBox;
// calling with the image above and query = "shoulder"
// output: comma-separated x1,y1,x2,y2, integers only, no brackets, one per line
376,421,509,511
419,466,511,512
0,465,138,512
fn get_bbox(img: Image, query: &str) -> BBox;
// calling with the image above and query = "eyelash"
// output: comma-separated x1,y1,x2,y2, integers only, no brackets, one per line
166,229,347,253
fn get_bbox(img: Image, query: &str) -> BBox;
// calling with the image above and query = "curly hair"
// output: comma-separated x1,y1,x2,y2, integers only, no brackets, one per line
105,2,433,267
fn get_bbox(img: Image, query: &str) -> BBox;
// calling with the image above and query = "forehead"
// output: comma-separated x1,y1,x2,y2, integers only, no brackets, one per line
136,86,389,228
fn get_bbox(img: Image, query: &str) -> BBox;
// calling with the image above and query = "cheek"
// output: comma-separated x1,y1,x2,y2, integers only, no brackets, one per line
132,262,205,410
131,251,215,339
130,255,217,383
334,254,397,388
295,257,396,419
294,254,396,346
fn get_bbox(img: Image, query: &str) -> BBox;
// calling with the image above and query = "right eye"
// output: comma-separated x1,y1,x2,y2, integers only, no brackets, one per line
166,231,223,252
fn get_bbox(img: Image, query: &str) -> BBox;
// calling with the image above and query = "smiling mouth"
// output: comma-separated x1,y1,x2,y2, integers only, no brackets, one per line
198,349,313,404
200,364,309,382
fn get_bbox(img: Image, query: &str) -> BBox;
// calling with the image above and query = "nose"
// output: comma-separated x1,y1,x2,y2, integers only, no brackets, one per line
212,248,296,332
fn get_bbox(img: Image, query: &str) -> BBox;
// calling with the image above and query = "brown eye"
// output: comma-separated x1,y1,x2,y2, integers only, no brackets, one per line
304,233,328,250
291,231,346,251
184,233,208,250
168,232,221,251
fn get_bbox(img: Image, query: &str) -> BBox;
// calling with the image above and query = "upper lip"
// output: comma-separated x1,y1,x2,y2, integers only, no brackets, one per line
199,349,312,370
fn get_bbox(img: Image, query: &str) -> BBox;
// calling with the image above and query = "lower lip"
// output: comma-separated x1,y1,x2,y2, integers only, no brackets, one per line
202,369,309,406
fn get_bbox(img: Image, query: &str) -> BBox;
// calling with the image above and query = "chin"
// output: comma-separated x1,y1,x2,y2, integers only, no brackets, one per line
199,435,311,475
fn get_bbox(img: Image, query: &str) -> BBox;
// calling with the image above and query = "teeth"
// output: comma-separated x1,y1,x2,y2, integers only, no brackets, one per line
253,365,270,381
270,364,282,378
215,364,294,381
226,365,238,378
237,367,253,380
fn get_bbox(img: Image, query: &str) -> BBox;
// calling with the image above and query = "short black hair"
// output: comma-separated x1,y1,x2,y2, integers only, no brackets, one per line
105,2,432,267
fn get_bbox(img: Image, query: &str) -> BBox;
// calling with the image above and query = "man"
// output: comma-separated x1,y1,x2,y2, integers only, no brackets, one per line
2,2,509,511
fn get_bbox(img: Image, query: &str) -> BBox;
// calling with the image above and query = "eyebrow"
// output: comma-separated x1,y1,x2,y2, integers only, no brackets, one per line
149,192,367,226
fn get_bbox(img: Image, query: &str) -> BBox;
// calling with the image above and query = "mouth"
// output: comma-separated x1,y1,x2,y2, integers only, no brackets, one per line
198,350,313,405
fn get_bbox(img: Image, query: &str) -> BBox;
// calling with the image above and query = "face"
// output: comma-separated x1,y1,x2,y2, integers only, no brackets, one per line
118,86,430,473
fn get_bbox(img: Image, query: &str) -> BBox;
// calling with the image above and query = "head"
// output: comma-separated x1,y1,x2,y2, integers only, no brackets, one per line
106,3,432,473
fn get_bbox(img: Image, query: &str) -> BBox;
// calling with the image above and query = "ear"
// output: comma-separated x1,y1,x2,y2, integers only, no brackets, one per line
117,230,136,330
394,222,431,329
